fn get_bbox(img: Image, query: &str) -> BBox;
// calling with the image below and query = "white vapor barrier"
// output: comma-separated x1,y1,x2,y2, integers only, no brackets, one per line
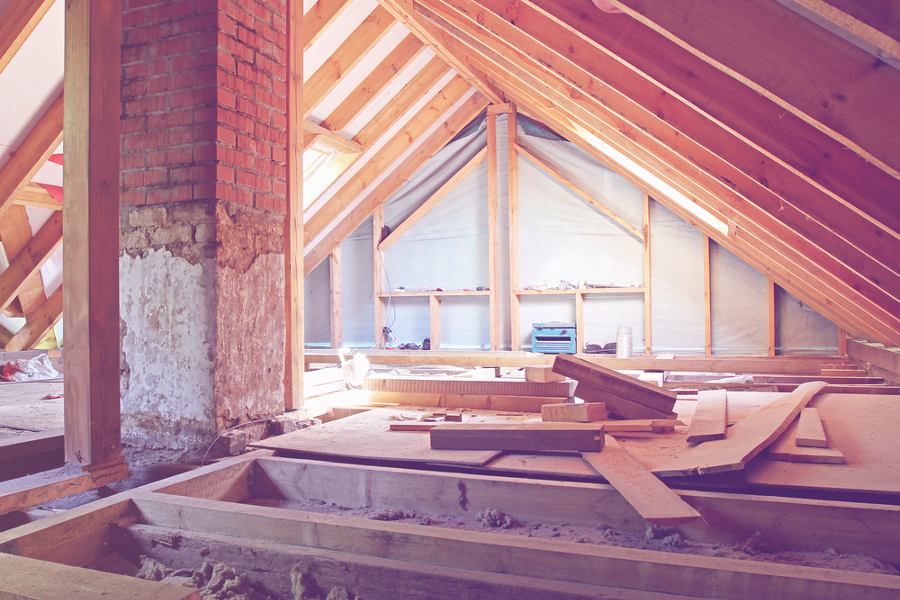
304,113,839,352
710,241,768,354
650,202,705,353
304,260,331,345
776,287,838,354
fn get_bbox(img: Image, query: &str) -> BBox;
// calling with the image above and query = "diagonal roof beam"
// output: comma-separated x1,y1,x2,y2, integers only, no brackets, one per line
5,287,62,352
0,212,62,313
0,0,54,75
607,0,900,176
304,5,396,116
788,0,900,60
515,143,643,241
417,4,899,342
0,92,64,219
320,33,426,134
16,183,62,211
304,91,486,274
379,146,486,250
379,0,504,104
0,205,48,316
303,0,352,51
432,0,899,308
306,75,471,242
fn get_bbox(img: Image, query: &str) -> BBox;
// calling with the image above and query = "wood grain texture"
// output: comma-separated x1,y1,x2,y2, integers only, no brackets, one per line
554,354,677,413
582,436,701,526
654,381,827,477
431,422,605,451
795,407,828,448
542,402,608,423
685,389,727,443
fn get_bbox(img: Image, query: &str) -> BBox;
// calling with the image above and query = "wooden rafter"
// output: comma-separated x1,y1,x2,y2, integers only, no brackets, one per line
302,120,362,154
0,212,62,314
0,92,63,218
16,183,62,211
329,245,342,349
515,143,643,240
0,0,54,75
379,0,505,104
508,106,520,351
303,5,395,116
789,0,900,61
378,147,486,251
6,288,61,352
304,91,486,274
305,75,471,245
0,206,48,316
303,0,351,51
411,0,900,344
320,33,426,134
608,0,900,175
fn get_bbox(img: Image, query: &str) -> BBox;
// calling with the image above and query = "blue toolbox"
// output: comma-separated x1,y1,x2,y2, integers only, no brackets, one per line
531,321,577,354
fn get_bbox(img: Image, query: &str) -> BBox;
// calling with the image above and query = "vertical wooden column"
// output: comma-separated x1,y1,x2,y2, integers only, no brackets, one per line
642,193,652,355
285,0,304,410
486,109,500,350
507,106,520,351
768,279,777,357
63,0,122,466
837,329,848,355
329,245,342,349
703,235,712,356
575,292,585,353
373,206,385,348
429,294,441,349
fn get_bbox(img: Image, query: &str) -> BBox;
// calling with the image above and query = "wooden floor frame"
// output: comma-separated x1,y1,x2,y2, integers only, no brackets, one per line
1,450,899,599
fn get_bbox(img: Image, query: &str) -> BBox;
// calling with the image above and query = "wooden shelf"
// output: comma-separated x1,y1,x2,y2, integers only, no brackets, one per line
514,287,644,296
378,290,491,298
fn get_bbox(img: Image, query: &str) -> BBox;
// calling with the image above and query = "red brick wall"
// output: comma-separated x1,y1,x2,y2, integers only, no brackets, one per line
121,0,287,214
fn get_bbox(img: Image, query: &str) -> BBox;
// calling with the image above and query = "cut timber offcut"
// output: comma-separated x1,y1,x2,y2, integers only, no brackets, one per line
524,366,567,382
653,381,828,477
795,407,828,448
430,423,605,452
542,402,608,422
553,355,677,419
582,436,702,526
686,389,727,443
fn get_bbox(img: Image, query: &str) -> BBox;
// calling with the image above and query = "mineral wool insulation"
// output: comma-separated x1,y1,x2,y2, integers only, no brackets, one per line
305,114,836,354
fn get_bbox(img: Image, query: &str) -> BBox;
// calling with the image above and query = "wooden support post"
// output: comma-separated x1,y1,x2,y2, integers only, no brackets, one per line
486,109,500,350
429,294,441,350
704,235,712,356
373,206,385,348
837,329,848,356
285,0,303,411
63,0,122,466
642,193,652,354
329,245,342,349
507,106,520,351
575,292,585,353
768,279,777,357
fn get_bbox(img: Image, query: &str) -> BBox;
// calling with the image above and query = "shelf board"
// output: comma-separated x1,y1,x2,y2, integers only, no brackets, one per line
378,290,492,298
514,287,644,296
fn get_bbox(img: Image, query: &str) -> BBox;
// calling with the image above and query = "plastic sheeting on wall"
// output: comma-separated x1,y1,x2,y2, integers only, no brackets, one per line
710,241,769,355
777,287,837,354
303,260,331,345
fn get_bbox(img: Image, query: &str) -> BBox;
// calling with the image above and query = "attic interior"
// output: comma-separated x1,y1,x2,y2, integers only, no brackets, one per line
0,0,898,598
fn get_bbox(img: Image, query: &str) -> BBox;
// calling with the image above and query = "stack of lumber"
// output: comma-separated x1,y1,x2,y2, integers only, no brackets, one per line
552,355,677,419
304,366,347,398
430,423,605,452
767,406,846,464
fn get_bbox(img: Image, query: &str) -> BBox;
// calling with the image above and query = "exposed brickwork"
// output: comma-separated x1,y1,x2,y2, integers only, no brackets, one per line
121,0,288,213
121,201,216,264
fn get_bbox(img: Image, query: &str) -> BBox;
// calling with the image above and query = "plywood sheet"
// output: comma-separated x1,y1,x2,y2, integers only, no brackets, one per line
252,408,502,466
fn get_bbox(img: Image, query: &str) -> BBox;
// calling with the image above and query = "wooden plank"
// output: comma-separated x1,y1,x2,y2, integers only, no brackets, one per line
847,339,900,381
703,235,711,356
654,381,827,477
302,0,350,50
508,108,521,351
0,461,127,516
795,407,828,448
63,0,122,466
0,212,62,313
0,205,49,316
487,111,500,350
365,391,567,412
0,0,54,75
542,402,608,423
398,418,679,432
120,523,665,600
363,375,575,397
685,389,727,443
254,455,900,563
642,192,652,353
575,291,584,353
133,492,900,600
302,120,361,153
554,354,677,415
329,245,342,348
320,33,425,133
0,553,200,600
582,436,701,526
524,366,565,383
768,433,846,465
285,0,303,410
5,287,62,352
791,0,900,60
378,147,486,250
429,293,441,349
372,206,385,347
768,279,777,356
16,183,63,210
303,5,394,115
0,429,64,482
430,422,605,452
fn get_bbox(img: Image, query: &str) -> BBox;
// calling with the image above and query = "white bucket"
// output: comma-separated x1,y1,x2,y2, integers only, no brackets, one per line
616,326,633,359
